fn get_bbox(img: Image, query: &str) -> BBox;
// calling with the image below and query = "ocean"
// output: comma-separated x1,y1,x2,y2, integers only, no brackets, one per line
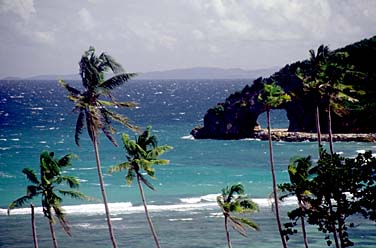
0,79,375,247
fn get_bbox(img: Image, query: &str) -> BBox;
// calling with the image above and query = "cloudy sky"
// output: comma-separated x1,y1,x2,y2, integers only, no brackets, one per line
0,0,375,78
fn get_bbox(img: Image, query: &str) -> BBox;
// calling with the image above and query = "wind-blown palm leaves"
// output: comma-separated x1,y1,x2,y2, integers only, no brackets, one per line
8,151,87,248
298,45,363,155
59,46,138,147
279,156,314,248
297,45,330,149
109,126,172,248
59,47,138,248
217,183,258,248
258,82,291,248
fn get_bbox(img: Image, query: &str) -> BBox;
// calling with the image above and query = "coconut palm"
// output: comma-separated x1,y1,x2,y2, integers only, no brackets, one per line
279,156,314,248
59,46,138,248
8,151,87,248
258,82,291,248
217,183,259,248
297,45,330,150
315,51,360,155
109,126,172,248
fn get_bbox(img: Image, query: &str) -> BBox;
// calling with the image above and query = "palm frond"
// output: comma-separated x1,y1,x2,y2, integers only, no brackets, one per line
105,109,139,132
58,189,91,201
27,185,41,197
58,175,80,189
8,196,32,213
99,53,124,74
229,216,248,237
147,145,173,159
108,162,131,173
58,154,77,167
232,216,259,231
52,204,71,236
138,173,155,191
100,73,137,90
58,80,81,96
22,168,40,185
75,111,85,146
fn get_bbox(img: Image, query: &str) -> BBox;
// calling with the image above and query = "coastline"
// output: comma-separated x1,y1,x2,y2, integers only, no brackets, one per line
253,129,376,142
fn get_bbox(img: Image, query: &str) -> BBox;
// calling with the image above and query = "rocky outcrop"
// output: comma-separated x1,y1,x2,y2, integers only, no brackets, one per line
252,129,376,142
191,36,376,140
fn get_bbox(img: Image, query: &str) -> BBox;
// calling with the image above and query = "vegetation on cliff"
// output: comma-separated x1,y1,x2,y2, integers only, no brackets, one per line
192,36,376,139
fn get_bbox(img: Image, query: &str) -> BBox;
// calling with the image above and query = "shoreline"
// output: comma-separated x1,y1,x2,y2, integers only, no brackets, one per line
253,129,376,142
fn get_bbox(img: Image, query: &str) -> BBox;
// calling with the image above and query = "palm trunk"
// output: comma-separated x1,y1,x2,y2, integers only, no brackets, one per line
298,201,309,248
137,174,161,248
327,196,340,248
267,109,288,248
48,217,58,248
224,214,232,248
327,106,334,155
315,105,322,151
31,204,39,248
92,135,118,248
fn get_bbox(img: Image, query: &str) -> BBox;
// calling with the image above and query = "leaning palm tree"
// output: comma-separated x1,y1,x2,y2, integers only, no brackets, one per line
109,126,172,248
258,82,291,248
217,183,259,248
279,156,314,248
8,151,87,248
59,46,138,248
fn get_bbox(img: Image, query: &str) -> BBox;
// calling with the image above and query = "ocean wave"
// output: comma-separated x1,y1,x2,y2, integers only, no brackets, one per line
1,196,299,216
181,135,194,140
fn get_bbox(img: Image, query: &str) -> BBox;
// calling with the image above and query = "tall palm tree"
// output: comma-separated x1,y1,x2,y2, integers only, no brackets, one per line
297,44,330,151
109,126,172,248
216,183,259,248
8,151,87,248
59,46,138,248
258,82,291,248
279,156,313,248
315,51,360,156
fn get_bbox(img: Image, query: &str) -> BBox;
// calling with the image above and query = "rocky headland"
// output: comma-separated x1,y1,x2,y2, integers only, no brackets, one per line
191,36,376,141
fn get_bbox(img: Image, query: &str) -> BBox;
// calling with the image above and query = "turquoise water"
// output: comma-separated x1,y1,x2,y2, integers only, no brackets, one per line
0,79,375,247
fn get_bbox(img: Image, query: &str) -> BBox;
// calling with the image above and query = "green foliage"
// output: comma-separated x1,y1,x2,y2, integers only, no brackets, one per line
59,46,138,146
217,183,259,236
258,82,291,109
8,151,88,236
280,150,376,247
109,126,172,190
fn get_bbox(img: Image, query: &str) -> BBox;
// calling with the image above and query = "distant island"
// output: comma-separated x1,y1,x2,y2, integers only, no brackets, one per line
1,66,278,81
191,35,376,140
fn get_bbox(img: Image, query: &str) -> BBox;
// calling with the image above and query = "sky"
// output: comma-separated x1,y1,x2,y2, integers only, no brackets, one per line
0,0,376,78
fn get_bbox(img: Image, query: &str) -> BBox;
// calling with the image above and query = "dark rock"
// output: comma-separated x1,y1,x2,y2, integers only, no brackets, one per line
191,36,376,140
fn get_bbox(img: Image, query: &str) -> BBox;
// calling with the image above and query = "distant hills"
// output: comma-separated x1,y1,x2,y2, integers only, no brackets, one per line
1,66,278,81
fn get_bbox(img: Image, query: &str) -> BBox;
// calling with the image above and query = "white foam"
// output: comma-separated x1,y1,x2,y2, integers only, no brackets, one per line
2,196,299,216
356,149,366,154
181,135,194,140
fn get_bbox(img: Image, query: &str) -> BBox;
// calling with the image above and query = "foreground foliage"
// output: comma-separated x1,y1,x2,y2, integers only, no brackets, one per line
279,150,376,247
8,151,87,248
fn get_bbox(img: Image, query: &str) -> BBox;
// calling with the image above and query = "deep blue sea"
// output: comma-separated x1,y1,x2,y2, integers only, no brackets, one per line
0,79,375,247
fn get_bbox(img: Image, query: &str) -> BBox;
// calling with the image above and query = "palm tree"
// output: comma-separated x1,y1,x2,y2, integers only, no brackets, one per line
8,151,87,248
297,45,330,150
216,183,259,248
279,156,313,248
59,46,138,248
109,126,172,248
315,52,360,156
258,82,291,248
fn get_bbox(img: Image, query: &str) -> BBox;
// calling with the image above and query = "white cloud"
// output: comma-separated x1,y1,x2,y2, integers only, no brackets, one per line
78,8,95,30
0,0,35,21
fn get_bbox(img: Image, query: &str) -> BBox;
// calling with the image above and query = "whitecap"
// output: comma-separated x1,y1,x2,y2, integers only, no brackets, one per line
181,135,194,140
356,149,366,154
10,138,19,141
168,218,193,222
